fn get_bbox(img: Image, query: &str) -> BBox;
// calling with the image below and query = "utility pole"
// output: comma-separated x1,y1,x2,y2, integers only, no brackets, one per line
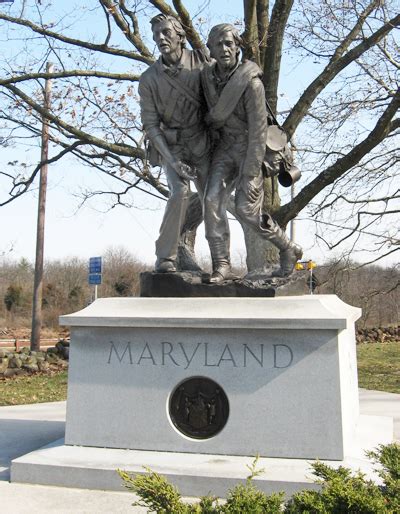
31,62,53,352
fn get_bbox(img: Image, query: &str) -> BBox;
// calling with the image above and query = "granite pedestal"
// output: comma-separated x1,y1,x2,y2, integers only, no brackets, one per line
11,295,394,495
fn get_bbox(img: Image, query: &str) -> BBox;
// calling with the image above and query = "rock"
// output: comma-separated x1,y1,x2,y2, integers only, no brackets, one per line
22,364,39,372
56,341,65,353
24,355,38,366
37,360,50,371
0,349,6,359
46,353,60,364
9,356,22,369
0,356,9,374
62,347,69,360
3,368,22,378
20,347,30,354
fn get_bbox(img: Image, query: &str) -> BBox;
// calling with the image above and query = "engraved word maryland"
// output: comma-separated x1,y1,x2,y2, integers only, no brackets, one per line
107,341,293,369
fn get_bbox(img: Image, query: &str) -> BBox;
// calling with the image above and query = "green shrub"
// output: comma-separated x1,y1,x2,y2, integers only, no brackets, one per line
367,443,400,512
118,444,400,513
118,467,191,513
285,462,387,513
285,443,400,513
4,284,23,311
222,458,284,514
118,457,284,513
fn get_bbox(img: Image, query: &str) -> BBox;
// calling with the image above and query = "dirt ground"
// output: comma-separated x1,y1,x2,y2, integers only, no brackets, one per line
0,326,69,340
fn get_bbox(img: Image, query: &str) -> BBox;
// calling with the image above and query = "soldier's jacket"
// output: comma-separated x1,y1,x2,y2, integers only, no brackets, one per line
139,48,209,147
201,60,268,178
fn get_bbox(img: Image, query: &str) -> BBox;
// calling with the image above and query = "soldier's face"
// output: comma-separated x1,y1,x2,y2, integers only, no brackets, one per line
209,31,239,71
152,20,181,56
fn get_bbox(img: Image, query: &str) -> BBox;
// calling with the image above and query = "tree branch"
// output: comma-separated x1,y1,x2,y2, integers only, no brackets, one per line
263,0,294,115
257,0,269,69
100,0,153,60
99,0,113,46
64,145,169,200
283,11,400,136
146,0,205,51
243,0,261,65
277,87,400,225
172,0,206,51
0,141,84,206
4,83,145,159
0,70,140,86
148,0,176,18
0,12,154,64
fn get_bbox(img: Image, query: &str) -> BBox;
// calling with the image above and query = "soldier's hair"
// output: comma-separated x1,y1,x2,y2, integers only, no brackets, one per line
150,14,186,48
207,23,243,50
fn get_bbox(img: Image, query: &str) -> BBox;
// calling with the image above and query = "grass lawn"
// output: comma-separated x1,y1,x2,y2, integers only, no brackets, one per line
0,370,68,406
357,341,400,394
0,342,398,406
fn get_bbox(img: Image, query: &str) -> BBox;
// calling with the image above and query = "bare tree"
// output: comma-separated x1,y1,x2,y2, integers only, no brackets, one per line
0,0,398,268
316,257,400,327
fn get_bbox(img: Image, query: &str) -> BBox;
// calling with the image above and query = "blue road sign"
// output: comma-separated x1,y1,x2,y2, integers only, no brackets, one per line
89,256,102,274
89,273,102,285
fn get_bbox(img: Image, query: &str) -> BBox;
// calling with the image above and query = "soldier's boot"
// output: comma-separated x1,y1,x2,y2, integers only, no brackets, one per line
261,215,303,277
207,238,234,284
155,258,176,273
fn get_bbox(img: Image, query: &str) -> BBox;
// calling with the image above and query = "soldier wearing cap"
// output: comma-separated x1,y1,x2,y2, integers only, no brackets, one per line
201,23,302,283
139,14,209,273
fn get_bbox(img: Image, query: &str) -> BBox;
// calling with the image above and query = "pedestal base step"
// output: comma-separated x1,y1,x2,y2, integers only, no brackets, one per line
11,415,393,498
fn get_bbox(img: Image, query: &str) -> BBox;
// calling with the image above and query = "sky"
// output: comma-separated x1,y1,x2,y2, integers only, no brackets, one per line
0,150,330,268
0,0,320,268
1,1,395,270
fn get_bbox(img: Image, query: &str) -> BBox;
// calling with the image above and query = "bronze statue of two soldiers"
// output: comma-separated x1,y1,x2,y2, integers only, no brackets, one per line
139,15,302,282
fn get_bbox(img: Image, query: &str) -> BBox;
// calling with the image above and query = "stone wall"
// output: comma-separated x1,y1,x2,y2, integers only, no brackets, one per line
356,326,400,344
0,339,69,377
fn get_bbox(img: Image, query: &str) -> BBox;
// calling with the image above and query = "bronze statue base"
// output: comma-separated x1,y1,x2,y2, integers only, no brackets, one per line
139,270,309,297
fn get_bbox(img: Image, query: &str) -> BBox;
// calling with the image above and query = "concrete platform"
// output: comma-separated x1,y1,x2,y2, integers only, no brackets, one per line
0,402,142,513
1,390,399,513
10,413,393,497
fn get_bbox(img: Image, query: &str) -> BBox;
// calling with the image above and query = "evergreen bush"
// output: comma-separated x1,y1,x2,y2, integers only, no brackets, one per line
118,444,400,513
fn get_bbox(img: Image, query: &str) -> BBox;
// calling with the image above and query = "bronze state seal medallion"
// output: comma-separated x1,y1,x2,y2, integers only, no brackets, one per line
169,377,229,439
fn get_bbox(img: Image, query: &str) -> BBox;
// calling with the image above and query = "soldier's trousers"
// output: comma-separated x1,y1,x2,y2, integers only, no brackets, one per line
204,144,265,247
156,132,209,262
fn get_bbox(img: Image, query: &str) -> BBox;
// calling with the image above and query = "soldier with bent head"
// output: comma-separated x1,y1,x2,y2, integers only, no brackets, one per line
201,23,302,283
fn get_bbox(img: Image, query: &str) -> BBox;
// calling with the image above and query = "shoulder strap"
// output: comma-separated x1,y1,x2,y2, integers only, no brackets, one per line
162,87,180,125
207,61,261,126
161,71,201,108
201,64,219,108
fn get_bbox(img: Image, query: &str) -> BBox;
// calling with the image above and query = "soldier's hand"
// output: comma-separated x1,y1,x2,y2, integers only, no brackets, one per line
173,160,197,181
247,180,261,203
